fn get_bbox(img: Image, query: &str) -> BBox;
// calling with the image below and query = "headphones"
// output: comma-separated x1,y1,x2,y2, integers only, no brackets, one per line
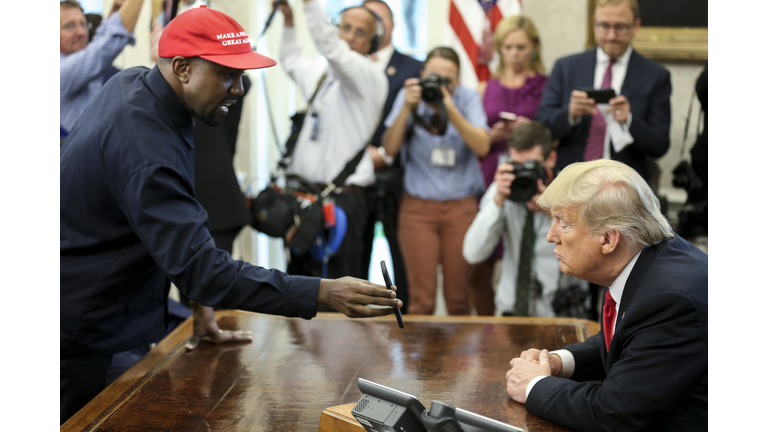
337,5,385,55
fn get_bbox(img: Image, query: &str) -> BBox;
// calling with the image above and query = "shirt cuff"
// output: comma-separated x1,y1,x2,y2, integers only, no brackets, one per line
551,349,575,378
378,146,395,166
526,376,549,399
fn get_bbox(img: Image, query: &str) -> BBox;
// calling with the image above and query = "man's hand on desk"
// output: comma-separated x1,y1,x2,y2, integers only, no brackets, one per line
186,302,253,350
318,277,402,318
505,349,560,403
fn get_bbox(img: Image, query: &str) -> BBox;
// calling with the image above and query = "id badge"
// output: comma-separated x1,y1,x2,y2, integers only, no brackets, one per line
430,147,456,167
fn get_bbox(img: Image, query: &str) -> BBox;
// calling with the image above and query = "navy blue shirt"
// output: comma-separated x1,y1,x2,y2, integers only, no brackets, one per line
61,66,320,358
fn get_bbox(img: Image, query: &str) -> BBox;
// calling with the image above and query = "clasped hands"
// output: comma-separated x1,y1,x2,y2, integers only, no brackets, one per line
505,348,563,404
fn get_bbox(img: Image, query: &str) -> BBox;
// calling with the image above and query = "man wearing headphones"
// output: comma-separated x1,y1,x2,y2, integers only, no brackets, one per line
276,0,388,281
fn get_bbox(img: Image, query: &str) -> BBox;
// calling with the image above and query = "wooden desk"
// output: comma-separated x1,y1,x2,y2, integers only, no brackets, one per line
62,312,599,432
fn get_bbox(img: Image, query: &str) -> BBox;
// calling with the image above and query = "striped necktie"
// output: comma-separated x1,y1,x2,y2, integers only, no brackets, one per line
583,58,616,162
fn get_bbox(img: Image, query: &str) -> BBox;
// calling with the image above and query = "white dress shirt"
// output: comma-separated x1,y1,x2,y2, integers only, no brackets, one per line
525,250,643,398
594,46,635,158
279,0,388,187
371,43,395,72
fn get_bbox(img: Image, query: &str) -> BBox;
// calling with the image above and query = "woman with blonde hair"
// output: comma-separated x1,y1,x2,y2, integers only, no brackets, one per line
471,15,548,315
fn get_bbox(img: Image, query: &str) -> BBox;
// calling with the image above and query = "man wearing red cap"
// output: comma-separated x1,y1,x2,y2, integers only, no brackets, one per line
275,0,388,282
60,6,401,424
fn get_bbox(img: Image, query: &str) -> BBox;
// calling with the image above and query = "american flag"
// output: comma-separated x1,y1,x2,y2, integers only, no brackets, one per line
446,0,522,89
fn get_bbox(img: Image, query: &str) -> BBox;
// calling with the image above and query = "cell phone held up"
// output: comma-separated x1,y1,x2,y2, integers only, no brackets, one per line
499,111,517,122
576,87,616,104
380,261,404,329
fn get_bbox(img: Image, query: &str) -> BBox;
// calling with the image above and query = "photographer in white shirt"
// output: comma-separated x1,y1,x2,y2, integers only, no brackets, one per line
463,121,584,316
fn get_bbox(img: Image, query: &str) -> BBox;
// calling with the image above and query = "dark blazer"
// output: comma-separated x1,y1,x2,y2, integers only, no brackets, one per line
527,236,708,432
194,75,252,233
535,48,671,181
370,50,423,149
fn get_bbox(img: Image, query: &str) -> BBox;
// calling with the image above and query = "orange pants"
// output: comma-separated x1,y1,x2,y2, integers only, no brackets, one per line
397,194,478,315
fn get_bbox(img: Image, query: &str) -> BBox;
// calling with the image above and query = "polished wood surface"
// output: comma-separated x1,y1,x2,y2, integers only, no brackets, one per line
62,312,599,432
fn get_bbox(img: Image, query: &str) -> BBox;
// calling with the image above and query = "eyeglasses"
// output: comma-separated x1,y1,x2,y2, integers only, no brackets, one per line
339,24,370,40
594,21,633,35
61,21,87,32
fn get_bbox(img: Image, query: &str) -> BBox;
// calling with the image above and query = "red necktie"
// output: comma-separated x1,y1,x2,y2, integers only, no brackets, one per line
583,58,616,162
602,289,617,351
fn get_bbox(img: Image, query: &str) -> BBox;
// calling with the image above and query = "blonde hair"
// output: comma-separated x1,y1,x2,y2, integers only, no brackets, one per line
493,15,545,76
537,160,673,252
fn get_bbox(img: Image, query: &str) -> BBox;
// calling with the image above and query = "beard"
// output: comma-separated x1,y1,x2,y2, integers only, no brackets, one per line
201,108,225,127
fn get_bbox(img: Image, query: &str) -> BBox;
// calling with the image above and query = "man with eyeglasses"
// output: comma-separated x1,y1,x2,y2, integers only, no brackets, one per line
273,0,387,283
60,0,144,138
535,0,671,183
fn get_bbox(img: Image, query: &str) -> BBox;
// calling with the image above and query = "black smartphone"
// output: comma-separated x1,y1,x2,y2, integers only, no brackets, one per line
380,261,404,328
577,87,616,104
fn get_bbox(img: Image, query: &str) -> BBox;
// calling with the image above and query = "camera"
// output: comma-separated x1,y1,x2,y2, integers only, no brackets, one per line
672,160,705,204
419,74,448,104
500,158,547,202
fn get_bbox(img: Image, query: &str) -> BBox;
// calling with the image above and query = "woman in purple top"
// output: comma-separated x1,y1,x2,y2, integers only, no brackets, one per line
471,15,548,315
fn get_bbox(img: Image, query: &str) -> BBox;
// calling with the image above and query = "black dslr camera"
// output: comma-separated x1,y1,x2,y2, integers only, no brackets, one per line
500,156,547,202
419,74,448,104
672,160,707,239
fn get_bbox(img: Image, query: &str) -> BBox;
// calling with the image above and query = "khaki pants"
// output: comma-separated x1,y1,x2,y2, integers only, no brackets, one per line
397,194,477,315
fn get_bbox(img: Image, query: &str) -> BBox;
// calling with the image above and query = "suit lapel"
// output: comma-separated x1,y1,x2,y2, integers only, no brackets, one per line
578,48,598,87
576,49,598,133
619,241,661,319
604,241,662,371
619,49,641,98
387,51,404,87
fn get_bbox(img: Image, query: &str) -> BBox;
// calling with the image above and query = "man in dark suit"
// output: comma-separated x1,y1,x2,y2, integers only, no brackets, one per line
361,0,422,311
535,0,671,182
504,159,707,431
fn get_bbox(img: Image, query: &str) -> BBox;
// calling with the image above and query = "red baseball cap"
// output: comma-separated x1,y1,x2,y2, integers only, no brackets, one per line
158,5,276,70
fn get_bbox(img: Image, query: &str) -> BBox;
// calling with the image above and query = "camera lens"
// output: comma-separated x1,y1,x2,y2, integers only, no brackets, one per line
508,160,546,202
419,74,446,104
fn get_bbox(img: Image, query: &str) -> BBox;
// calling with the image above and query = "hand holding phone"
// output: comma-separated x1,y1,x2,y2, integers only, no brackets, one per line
500,111,518,122
576,87,616,104
380,261,404,328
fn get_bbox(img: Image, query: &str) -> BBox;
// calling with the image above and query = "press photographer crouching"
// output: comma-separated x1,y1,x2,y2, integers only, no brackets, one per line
463,121,588,317
382,46,491,315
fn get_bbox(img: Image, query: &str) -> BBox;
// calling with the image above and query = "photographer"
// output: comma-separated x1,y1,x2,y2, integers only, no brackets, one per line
276,0,387,280
382,46,490,315
463,121,585,317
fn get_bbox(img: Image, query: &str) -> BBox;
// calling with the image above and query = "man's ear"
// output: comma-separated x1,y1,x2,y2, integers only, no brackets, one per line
171,56,192,84
601,229,621,255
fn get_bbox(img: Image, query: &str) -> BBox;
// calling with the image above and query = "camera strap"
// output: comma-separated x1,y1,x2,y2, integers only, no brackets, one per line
409,102,448,136
273,72,329,178
679,85,704,159
270,70,371,198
